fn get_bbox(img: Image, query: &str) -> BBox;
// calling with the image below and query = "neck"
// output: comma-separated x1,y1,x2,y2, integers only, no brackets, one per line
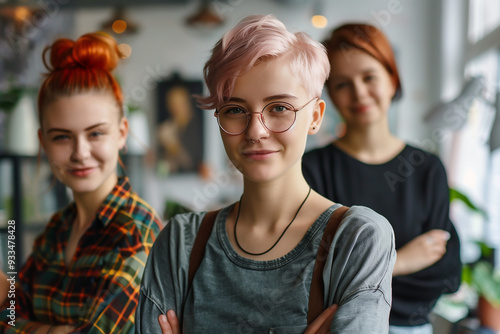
234,185,311,256
336,121,404,163
72,175,117,230
72,194,103,231
239,172,311,228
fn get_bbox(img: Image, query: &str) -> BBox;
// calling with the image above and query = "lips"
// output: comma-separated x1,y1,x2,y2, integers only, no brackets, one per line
352,105,370,113
242,150,277,160
69,167,96,177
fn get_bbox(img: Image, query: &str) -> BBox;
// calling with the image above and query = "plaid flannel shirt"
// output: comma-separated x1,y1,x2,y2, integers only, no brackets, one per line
0,177,163,333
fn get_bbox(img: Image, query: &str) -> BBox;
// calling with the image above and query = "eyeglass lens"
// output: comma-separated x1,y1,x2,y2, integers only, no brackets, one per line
217,102,296,134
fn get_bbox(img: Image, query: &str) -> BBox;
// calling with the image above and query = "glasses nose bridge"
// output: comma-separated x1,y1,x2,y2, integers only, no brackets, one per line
247,110,264,119
246,109,267,129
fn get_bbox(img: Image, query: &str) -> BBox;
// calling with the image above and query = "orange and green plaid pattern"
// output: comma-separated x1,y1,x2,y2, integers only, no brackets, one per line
0,177,163,333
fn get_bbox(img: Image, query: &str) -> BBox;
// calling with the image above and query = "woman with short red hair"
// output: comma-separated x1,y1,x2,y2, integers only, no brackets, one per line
0,32,162,333
303,23,462,334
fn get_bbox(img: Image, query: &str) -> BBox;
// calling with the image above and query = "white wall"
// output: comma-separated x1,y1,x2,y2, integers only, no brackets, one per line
71,0,442,214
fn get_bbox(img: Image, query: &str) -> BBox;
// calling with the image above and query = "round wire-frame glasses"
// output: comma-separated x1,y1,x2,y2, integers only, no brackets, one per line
214,97,319,135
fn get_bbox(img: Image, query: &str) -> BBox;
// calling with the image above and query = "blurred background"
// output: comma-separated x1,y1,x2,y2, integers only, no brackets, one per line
0,0,499,332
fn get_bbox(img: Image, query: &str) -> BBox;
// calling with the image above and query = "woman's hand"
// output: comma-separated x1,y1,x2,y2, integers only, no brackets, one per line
33,324,76,334
157,306,337,334
49,325,77,334
393,229,450,276
0,270,9,305
158,310,180,334
304,304,338,334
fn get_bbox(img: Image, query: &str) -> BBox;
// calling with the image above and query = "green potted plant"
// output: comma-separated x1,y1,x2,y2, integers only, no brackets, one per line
451,188,500,331
462,242,500,331
125,102,150,155
0,83,38,154
0,84,25,112
0,84,24,149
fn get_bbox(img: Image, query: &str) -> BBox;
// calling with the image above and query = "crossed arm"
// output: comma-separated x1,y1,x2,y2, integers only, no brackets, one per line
156,306,338,334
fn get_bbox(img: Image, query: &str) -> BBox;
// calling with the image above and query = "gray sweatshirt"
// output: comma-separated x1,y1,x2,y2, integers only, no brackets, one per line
136,204,396,333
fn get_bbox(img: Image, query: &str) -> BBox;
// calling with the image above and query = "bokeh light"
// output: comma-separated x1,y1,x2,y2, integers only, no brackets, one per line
112,20,127,34
311,15,328,29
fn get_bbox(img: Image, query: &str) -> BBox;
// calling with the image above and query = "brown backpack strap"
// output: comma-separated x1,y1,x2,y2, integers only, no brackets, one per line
188,210,220,289
307,206,349,324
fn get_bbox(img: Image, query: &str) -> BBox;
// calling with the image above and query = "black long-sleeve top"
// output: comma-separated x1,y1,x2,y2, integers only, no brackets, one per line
302,143,462,326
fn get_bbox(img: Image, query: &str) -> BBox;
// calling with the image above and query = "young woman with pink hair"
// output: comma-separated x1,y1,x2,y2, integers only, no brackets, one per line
136,15,396,334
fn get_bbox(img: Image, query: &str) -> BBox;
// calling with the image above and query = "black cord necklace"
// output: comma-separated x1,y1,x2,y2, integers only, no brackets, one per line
234,186,312,256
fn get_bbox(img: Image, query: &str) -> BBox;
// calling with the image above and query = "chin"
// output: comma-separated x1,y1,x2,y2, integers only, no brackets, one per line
62,173,113,196
65,180,101,195
244,169,280,184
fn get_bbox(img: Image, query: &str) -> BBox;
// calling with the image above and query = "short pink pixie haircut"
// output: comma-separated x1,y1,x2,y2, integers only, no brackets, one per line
197,14,330,110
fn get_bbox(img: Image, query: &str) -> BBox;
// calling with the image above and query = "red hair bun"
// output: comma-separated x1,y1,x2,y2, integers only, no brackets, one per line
38,32,124,120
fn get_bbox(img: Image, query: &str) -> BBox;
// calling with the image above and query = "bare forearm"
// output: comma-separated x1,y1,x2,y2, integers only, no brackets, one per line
0,271,8,306
392,229,450,277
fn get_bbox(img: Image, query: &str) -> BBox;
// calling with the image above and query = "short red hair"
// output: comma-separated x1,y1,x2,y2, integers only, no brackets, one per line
38,32,124,126
324,23,402,100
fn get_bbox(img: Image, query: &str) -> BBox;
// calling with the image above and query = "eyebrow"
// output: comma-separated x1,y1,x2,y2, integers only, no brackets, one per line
228,94,299,103
331,68,378,79
47,122,110,133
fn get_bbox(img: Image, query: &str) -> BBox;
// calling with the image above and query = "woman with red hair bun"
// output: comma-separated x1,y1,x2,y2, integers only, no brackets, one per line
303,23,462,334
0,32,162,333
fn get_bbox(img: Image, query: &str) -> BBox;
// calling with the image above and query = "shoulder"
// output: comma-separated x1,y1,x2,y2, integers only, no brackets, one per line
44,206,67,231
116,192,163,237
100,193,164,255
35,204,72,247
303,143,335,160
324,205,396,305
27,205,73,265
302,144,338,176
153,210,209,254
337,206,395,247
402,144,446,171
401,144,449,187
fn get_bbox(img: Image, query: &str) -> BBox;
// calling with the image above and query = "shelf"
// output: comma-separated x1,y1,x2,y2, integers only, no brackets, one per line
0,151,38,159
0,0,190,9
0,152,70,269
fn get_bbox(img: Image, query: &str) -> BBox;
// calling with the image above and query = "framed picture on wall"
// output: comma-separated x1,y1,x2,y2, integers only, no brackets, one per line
156,72,204,175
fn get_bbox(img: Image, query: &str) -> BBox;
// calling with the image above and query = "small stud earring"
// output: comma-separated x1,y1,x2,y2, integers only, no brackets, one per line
312,126,317,130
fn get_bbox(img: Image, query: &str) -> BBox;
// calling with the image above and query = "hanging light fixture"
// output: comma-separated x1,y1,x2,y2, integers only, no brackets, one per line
186,0,224,28
101,7,139,35
311,0,328,29
0,6,34,32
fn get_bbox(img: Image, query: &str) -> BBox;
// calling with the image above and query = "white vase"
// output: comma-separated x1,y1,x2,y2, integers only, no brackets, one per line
126,111,150,154
6,94,39,155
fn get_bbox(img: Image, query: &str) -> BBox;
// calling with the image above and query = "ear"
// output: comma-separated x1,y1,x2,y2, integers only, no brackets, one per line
308,99,326,135
38,128,45,151
390,80,397,100
117,117,129,149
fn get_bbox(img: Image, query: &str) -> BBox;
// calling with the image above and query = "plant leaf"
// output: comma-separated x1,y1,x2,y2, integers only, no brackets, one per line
472,262,500,307
462,264,473,285
450,188,487,217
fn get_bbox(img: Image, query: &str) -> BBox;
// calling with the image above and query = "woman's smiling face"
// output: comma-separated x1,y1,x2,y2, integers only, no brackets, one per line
219,56,324,184
39,91,128,197
327,49,396,128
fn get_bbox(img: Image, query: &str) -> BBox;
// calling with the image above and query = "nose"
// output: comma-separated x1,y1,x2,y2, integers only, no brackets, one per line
245,112,269,142
352,80,368,101
70,137,91,162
